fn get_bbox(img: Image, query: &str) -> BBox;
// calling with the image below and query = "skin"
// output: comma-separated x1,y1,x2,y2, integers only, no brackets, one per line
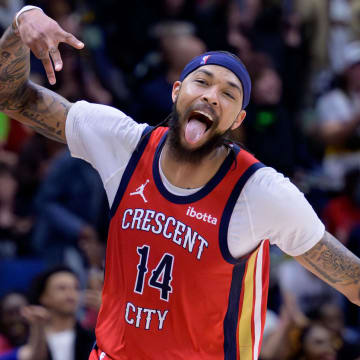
162,65,246,188
39,272,80,316
0,9,359,307
39,272,80,332
0,9,83,143
302,325,336,360
296,231,360,305
0,293,28,344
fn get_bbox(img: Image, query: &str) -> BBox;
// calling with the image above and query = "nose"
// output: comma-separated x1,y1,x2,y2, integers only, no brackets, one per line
202,87,218,106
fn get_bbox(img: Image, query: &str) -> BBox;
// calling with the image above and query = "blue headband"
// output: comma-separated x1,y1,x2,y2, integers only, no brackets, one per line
179,51,251,109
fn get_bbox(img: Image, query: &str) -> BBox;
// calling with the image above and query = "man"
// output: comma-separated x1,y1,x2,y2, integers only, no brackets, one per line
0,304,49,360
28,267,94,360
0,5,360,360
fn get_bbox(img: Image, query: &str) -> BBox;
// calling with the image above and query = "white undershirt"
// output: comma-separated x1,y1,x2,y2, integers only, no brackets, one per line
47,329,75,360
65,101,325,258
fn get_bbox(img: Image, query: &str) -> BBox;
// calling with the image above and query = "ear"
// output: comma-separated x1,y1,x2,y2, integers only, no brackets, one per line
172,81,182,103
231,110,246,130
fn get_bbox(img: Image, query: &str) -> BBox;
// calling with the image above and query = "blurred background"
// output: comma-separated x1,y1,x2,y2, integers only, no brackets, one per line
1,0,360,359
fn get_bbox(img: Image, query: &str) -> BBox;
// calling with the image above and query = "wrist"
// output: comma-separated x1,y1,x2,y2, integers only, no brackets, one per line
13,5,44,33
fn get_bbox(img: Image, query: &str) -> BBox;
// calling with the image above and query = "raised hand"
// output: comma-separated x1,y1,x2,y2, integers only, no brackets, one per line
14,8,84,85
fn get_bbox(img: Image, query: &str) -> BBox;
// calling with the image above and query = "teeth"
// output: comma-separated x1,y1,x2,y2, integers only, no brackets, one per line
194,110,213,121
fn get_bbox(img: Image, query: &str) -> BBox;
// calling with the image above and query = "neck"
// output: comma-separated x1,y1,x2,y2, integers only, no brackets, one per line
161,141,228,188
45,312,76,333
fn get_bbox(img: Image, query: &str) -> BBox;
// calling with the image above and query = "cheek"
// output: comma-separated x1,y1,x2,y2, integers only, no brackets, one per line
178,84,203,103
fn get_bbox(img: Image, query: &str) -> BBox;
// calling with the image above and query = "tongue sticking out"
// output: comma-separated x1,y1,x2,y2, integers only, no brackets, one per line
185,119,207,144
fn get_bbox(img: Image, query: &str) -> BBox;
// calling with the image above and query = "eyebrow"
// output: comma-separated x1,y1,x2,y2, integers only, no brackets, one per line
194,69,243,95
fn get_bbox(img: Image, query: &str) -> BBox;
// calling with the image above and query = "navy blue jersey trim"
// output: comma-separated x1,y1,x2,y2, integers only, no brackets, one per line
109,126,153,218
219,162,265,265
223,262,247,359
153,133,241,204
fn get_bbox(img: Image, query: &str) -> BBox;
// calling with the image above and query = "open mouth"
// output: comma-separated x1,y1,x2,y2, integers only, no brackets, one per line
187,110,213,131
184,110,214,144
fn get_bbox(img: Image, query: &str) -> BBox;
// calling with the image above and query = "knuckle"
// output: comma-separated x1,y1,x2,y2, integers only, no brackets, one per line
38,30,47,39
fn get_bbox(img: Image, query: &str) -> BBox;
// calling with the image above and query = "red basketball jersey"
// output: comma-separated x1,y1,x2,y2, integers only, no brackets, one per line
95,127,270,359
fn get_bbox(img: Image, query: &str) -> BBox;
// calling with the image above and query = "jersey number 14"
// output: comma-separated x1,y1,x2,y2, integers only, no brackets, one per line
134,245,174,301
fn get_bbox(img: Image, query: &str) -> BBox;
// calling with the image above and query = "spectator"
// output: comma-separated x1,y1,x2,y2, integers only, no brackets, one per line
80,268,103,331
14,134,65,246
313,302,360,360
0,162,18,258
277,259,340,317
260,298,309,360
287,323,337,360
0,160,34,258
0,293,28,355
244,52,296,176
315,41,360,190
32,149,106,278
135,21,206,125
28,266,95,360
0,305,49,360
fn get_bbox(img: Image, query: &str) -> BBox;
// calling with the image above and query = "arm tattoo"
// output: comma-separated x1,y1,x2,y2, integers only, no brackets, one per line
0,27,29,93
0,25,70,143
300,232,360,286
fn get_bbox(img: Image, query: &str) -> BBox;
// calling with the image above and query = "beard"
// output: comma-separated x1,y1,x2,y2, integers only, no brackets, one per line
167,103,232,164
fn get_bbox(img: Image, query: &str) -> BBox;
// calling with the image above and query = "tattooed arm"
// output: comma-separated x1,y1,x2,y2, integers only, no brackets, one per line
0,8,83,143
295,231,360,305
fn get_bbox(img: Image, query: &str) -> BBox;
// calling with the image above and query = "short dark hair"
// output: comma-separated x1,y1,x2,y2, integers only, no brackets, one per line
28,265,77,305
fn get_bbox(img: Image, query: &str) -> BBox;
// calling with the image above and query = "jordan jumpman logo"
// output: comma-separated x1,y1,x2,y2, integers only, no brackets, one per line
130,179,150,203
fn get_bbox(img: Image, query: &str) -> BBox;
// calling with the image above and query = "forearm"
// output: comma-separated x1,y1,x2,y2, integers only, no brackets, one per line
0,9,79,143
17,326,48,360
0,80,69,142
295,231,360,305
0,24,30,99
18,306,49,360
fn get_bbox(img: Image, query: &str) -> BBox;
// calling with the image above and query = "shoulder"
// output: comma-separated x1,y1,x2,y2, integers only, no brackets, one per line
239,167,325,256
241,166,313,219
242,166,301,201
67,101,147,138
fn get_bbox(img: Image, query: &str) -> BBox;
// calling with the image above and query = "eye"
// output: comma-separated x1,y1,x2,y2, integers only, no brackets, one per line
195,79,207,85
224,91,235,100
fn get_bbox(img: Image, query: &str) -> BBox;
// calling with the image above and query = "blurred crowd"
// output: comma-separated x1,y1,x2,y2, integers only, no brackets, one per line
1,0,360,359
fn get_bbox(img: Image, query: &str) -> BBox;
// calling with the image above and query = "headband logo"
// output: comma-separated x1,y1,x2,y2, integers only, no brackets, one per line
200,55,211,65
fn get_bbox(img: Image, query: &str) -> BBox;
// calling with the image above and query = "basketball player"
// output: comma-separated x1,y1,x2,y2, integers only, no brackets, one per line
0,6,359,360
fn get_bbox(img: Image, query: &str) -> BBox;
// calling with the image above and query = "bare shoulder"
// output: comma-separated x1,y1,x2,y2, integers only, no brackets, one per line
295,231,360,304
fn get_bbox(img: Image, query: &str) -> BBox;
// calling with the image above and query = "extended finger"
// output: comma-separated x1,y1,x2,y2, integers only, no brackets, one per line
49,46,63,71
62,31,84,49
42,55,56,85
31,45,48,60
